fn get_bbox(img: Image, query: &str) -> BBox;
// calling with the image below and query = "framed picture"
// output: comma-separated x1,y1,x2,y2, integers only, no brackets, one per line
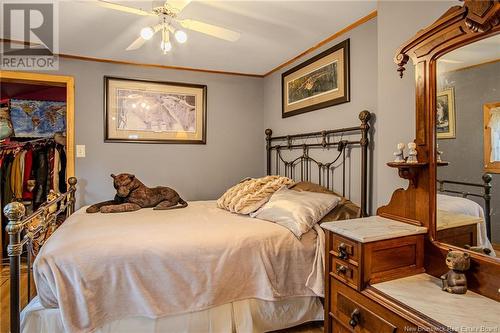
104,76,207,144
282,39,350,118
436,88,456,139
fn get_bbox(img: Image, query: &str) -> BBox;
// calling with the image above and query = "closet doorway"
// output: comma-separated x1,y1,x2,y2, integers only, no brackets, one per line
0,71,74,332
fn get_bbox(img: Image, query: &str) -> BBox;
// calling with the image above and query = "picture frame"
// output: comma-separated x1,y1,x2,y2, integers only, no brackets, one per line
483,101,500,174
281,39,350,118
436,88,456,139
104,76,207,144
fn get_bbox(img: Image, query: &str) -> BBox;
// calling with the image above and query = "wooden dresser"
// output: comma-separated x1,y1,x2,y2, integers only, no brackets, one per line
322,216,500,332
322,216,428,333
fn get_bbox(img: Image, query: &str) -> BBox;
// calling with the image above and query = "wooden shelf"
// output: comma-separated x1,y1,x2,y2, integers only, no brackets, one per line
437,161,449,166
386,162,428,187
387,162,427,168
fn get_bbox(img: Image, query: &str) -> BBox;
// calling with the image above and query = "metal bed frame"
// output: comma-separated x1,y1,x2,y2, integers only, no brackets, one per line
265,110,371,217
3,177,77,333
3,110,372,333
437,173,493,240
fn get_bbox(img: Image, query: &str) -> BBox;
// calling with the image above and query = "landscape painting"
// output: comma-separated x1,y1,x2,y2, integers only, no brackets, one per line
287,61,338,105
10,99,66,138
436,88,455,139
105,77,207,144
282,39,350,118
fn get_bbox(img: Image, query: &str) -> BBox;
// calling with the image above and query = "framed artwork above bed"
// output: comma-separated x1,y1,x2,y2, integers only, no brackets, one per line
104,76,207,144
281,39,350,118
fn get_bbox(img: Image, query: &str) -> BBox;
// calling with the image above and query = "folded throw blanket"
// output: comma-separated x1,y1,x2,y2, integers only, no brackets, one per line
217,175,294,214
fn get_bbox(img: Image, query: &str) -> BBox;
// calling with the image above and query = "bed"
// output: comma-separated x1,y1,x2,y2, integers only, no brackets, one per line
4,111,372,333
437,175,494,254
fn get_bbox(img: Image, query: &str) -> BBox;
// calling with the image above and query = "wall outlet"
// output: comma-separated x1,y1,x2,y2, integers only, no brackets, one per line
76,145,86,158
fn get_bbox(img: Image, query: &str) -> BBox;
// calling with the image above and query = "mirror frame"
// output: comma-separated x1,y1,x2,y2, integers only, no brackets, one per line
378,0,500,300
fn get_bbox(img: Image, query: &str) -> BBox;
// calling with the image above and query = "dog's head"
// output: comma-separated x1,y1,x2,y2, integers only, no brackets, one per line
111,173,138,198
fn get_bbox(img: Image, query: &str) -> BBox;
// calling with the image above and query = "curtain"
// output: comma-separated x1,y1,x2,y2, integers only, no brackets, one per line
488,107,500,162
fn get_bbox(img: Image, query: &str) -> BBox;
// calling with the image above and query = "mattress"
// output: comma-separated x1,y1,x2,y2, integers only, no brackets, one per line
33,201,325,333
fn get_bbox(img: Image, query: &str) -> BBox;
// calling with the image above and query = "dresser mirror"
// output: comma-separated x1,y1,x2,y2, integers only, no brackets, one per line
380,0,500,299
435,34,500,260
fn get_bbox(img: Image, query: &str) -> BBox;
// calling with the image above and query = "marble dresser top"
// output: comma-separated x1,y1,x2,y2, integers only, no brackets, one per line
437,210,483,231
373,274,500,331
321,216,427,243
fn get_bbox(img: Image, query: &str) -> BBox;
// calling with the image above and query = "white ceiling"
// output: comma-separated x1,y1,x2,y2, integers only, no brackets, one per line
438,34,500,72
39,0,376,75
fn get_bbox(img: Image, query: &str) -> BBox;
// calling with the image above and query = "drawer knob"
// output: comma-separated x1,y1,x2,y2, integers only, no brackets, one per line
336,265,348,275
338,243,348,259
349,308,360,328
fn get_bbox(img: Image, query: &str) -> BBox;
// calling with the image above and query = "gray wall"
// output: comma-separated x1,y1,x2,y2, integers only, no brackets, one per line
262,19,378,211
52,59,264,207
437,61,500,243
376,0,458,207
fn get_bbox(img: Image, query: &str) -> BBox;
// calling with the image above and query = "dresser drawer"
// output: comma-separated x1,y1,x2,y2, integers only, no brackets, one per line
330,257,360,290
330,282,396,333
330,233,360,264
327,278,418,333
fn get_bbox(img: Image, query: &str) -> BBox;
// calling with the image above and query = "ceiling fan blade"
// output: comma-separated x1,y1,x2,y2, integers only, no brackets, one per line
97,0,154,16
178,19,240,42
126,36,146,51
167,0,192,13
125,24,162,51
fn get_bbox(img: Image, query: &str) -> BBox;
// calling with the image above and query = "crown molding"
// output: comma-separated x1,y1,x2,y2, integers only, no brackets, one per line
263,10,377,77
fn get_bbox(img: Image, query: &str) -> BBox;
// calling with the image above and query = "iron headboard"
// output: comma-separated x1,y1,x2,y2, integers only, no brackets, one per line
265,111,371,217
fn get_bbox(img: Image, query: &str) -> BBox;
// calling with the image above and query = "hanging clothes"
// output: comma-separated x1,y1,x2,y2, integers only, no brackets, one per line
22,148,33,200
58,146,67,193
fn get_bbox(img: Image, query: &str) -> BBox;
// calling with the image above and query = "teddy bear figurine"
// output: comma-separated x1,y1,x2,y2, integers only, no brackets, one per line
406,142,418,163
440,250,470,294
393,142,405,163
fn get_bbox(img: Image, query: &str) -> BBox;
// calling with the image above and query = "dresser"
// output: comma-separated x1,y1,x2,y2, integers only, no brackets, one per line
322,216,429,333
322,216,500,332
436,210,481,248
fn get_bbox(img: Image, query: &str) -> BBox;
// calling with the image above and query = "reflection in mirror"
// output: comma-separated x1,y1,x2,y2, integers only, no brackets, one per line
436,34,500,260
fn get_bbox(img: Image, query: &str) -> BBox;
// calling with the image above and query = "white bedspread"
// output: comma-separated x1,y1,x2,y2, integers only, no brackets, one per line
34,201,324,333
437,194,494,254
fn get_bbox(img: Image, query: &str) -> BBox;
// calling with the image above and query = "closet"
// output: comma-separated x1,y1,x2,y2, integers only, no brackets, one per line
0,71,74,266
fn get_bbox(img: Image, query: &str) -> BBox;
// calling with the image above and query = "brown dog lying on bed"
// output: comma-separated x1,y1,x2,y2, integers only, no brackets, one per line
86,173,187,213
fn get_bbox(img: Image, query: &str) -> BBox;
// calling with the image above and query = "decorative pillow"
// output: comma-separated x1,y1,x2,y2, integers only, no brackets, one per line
290,181,361,221
217,175,294,214
250,186,340,238
0,103,13,140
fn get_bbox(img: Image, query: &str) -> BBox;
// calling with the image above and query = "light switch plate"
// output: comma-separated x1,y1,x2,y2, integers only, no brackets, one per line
76,145,86,158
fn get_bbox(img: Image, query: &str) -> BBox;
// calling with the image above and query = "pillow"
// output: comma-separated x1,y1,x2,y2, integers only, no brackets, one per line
290,181,361,221
250,186,340,238
217,176,294,214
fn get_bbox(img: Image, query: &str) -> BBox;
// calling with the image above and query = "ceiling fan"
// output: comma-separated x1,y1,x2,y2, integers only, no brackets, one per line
95,0,241,53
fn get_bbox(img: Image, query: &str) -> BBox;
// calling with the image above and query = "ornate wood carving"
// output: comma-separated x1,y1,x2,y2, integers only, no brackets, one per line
379,0,500,300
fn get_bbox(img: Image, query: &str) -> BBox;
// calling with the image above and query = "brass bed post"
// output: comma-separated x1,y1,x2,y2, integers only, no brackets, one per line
359,110,371,217
265,129,273,175
67,177,78,216
4,201,26,333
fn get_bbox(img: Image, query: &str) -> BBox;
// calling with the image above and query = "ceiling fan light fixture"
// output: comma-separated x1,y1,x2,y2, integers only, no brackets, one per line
174,30,188,43
140,26,155,40
161,40,172,52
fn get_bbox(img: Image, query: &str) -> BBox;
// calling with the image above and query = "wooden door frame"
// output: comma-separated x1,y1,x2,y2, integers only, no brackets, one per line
0,70,75,178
